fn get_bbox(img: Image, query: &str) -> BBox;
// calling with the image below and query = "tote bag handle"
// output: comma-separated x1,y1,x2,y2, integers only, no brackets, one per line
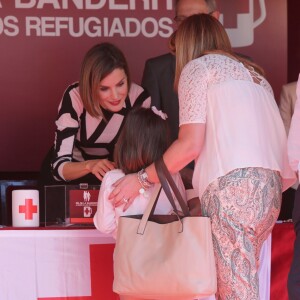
137,158,190,234
155,158,190,217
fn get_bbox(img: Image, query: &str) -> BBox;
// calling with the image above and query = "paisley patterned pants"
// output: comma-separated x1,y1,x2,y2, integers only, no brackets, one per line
201,168,282,300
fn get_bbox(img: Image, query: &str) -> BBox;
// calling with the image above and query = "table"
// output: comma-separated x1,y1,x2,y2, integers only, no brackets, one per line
0,228,117,300
0,223,295,300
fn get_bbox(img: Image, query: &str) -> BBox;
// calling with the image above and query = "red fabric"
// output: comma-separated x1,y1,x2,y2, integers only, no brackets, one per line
271,223,295,300
27,224,294,299
90,244,120,300
0,226,95,230
39,297,90,300
38,244,119,300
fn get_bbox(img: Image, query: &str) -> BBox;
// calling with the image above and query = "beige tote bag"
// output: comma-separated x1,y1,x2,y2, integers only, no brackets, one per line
113,159,217,299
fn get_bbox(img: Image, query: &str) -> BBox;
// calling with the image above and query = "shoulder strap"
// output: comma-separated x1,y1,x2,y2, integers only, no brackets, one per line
155,159,190,217
137,184,162,235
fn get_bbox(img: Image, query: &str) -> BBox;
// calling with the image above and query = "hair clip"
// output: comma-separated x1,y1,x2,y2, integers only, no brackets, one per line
151,106,168,120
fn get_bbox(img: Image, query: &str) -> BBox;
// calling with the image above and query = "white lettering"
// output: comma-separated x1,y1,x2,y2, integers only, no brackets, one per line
15,0,172,10
103,17,109,36
24,16,173,38
110,0,127,10
109,18,125,36
151,0,158,10
143,0,150,10
53,17,69,36
62,0,83,9
40,17,56,35
125,18,140,37
158,17,173,37
141,17,158,38
143,0,173,10
129,0,135,10
37,0,60,9
86,0,105,9
84,17,101,37
69,17,84,37
0,16,19,36
15,0,36,8
4,16,19,36
26,16,41,36
166,0,173,10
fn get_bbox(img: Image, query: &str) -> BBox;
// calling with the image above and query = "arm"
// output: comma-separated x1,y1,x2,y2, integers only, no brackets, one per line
146,123,204,182
52,85,115,182
110,123,205,210
93,172,119,236
62,159,115,181
279,84,294,135
110,59,208,209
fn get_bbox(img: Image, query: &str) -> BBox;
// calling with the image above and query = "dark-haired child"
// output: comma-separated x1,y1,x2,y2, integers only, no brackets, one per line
93,106,188,238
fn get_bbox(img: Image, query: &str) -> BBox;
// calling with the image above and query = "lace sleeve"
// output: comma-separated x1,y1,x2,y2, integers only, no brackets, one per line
178,59,208,125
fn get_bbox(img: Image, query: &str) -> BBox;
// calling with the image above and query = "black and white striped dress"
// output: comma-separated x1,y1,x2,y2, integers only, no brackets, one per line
51,82,150,182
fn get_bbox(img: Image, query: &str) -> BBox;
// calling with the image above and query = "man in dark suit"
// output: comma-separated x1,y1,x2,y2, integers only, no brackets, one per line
142,0,220,142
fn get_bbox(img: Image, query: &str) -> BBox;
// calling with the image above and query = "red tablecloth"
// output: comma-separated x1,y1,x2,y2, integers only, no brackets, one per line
271,222,296,300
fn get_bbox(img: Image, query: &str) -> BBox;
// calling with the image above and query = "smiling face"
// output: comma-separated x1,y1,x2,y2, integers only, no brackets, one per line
97,68,128,112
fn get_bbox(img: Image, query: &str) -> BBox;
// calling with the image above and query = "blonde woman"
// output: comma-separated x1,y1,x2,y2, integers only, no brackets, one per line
110,14,296,299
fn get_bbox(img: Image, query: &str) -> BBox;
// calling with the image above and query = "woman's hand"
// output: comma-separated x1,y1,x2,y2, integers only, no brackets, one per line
86,159,115,181
109,173,141,211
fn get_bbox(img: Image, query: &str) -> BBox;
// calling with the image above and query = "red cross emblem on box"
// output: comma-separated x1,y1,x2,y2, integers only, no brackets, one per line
19,198,38,220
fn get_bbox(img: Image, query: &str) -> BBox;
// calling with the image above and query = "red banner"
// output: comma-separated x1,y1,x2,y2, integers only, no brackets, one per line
0,0,287,171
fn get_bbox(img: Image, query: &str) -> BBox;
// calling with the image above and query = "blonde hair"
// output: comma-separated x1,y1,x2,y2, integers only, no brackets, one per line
174,14,265,89
79,43,131,118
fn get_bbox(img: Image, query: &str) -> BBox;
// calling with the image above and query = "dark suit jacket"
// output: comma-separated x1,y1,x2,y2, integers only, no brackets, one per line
141,53,179,142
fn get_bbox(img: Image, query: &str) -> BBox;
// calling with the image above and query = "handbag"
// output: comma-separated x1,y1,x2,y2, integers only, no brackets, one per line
113,158,217,299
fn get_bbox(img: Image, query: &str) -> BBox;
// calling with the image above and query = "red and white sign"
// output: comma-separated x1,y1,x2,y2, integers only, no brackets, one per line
69,189,99,224
0,0,287,172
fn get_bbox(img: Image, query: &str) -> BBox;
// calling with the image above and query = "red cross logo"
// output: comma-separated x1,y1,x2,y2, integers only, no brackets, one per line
220,1,249,28
19,198,38,220
84,206,92,217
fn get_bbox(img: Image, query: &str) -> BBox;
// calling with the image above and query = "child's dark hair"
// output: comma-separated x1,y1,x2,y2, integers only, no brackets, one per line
114,107,170,174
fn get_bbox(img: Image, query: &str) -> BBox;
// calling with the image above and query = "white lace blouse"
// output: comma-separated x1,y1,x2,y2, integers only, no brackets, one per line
178,54,296,199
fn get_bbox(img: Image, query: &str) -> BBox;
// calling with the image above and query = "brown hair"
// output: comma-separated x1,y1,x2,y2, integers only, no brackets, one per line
114,107,170,174
174,14,265,89
79,43,131,118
